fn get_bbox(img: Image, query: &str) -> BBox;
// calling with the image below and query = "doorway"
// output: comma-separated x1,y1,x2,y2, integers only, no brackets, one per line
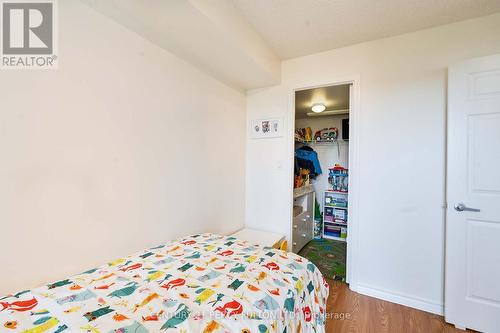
290,82,356,284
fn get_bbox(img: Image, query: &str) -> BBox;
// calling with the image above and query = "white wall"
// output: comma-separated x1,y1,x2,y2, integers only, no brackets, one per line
0,0,246,295
245,13,500,314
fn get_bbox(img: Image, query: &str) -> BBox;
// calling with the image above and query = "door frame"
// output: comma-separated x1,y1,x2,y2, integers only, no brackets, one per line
286,74,361,291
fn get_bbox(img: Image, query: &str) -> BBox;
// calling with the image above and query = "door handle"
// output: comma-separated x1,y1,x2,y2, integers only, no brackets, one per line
454,203,480,212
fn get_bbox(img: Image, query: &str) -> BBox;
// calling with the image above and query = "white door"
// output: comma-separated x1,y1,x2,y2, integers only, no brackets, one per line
446,54,500,332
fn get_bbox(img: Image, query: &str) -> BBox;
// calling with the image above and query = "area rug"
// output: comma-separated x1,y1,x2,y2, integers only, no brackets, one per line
298,238,346,282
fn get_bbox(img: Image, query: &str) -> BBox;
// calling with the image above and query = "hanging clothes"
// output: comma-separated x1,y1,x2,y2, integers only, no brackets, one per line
295,146,322,177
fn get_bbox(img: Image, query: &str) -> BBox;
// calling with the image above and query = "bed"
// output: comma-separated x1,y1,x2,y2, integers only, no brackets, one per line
0,233,329,332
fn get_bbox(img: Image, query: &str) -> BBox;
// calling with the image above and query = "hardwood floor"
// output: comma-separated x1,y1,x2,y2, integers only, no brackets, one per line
325,280,466,333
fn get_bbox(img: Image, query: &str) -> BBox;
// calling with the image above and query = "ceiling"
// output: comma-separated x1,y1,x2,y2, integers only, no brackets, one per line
232,0,500,59
295,84,350,118
80,0,500,90
79,0,281,91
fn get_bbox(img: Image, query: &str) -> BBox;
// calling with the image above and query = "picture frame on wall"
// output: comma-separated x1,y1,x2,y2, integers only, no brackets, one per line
250,118,283,139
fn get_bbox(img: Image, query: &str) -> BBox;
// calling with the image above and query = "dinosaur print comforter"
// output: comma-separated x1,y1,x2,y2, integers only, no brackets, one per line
0,233,329,332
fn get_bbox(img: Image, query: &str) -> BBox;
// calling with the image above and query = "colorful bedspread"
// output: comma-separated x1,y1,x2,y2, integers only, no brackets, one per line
0,234,329,332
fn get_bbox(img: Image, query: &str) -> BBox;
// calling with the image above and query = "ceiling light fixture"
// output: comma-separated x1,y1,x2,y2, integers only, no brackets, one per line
311,103,326,113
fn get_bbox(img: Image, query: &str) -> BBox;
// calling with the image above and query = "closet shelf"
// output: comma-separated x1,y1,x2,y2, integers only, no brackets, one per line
323,235,347,242
293,184,314,198
325,221,348,226
324,205,348,209
326,190,348,194
295,139,348,145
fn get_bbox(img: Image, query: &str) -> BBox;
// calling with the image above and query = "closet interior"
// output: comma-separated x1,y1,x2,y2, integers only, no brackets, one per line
292,83,351,282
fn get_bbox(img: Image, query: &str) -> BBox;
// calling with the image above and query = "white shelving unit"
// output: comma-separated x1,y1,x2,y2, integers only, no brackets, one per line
322,190,348,241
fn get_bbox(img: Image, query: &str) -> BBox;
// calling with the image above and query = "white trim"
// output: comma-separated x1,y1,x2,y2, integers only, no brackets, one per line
285,74,361,292
357,283,444,315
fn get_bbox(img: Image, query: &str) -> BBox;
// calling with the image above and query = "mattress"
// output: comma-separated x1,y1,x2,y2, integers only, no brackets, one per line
0,233,329,332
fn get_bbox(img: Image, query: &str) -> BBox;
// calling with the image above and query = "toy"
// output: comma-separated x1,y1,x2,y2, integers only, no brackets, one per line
324,191,348,207
314,128,338,142
294,168,310,188
328,164,348,192
294,127,313,142
314,199,322,239
304,127,312,141
340,227,347,239
294,128,305,142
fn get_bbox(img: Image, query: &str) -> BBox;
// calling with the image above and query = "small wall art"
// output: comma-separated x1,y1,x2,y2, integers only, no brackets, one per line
250,118,283,139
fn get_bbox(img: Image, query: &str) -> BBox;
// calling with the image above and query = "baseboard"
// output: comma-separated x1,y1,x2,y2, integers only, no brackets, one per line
356,284,444,315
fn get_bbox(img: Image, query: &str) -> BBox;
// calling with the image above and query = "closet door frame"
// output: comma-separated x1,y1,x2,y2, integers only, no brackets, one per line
287,75,361,291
